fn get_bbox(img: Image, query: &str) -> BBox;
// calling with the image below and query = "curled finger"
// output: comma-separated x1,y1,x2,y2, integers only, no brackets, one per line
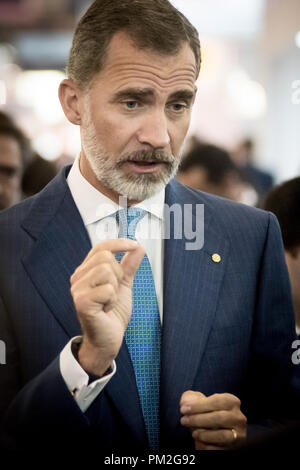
192,428,239,447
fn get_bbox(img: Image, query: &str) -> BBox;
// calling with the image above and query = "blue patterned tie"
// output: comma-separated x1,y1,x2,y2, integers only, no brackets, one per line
115,207,161,450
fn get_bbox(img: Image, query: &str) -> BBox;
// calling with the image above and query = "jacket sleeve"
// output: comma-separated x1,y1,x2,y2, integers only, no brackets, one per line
0,356,91,450
0,295,21,420
0,296,90,451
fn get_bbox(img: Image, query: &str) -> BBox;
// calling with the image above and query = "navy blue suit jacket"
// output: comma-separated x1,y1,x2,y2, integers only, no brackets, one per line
0,166,298,452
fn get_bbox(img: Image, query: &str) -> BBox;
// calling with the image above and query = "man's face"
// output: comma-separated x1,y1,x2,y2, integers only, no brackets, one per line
79,32,197,201
0,134,22,210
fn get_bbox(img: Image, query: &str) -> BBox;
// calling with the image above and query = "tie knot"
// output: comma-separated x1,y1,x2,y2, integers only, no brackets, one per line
116,207,147,239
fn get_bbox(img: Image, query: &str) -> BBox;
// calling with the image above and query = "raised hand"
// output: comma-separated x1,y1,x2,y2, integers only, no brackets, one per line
70,239,146,376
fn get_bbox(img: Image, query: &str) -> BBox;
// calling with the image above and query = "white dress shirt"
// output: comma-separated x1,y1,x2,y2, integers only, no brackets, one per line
59,157,165,411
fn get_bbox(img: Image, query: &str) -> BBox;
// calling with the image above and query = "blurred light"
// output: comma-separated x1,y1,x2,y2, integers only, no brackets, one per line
33,132,63,161
196,39,223,84
227,70,267,120
0,43,16,67
15,70,66,124
240,185,258,207
0,80,6,105
1,63,21,75
171,0,266,37
295,31,300,48
63,126,81,157
14,34,72,69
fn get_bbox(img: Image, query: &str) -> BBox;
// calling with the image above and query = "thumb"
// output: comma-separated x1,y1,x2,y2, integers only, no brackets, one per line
121,244,146,283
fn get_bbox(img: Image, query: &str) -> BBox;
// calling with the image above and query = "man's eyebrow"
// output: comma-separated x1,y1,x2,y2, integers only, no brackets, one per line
110,88,155,103
110,88,195,103
168,90,195,102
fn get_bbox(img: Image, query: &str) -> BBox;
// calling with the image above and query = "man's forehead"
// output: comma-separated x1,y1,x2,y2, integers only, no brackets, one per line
96,31,197,89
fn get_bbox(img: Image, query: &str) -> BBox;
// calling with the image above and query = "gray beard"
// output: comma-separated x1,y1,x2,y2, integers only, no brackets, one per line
81,119,182,201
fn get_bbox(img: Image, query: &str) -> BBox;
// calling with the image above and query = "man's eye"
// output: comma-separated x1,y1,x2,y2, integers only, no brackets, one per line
0,167,18,178
124,101,138,109
170,103,187,112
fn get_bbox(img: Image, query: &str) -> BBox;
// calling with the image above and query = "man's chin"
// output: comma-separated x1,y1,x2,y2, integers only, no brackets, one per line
92,164,176,200
114,178,167,201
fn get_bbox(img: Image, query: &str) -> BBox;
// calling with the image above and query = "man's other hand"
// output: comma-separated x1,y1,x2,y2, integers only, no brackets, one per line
180,390,247,450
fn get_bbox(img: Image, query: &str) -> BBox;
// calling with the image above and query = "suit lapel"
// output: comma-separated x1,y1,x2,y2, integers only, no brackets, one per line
21,167,147,446
160,180,230,445
22,170,91,337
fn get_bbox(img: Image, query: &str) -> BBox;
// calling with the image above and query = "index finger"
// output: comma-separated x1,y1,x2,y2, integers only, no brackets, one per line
84,238,139,262
180,393,241,414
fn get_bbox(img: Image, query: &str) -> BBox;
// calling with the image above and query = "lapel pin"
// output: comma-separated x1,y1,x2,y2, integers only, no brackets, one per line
212,253,221,263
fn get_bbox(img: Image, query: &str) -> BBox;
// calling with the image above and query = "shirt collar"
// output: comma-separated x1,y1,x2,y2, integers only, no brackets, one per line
67,156,165,227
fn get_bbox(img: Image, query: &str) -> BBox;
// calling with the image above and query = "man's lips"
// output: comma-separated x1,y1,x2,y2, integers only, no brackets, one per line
123,160,167,174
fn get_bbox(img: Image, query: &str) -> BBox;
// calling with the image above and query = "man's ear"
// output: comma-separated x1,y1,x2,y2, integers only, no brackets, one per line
58,79,82,125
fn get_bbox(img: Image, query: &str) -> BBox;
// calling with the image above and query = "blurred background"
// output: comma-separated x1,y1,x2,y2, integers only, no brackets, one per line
0,0,299,206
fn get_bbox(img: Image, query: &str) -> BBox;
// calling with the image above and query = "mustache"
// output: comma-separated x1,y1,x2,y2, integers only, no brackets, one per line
116,149,174,167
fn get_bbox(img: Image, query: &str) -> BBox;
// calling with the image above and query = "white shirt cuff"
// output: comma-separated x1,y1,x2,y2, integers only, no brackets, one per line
59,336,116,413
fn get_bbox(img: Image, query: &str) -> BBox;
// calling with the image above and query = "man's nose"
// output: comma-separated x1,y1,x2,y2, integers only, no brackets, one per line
137,111,170,149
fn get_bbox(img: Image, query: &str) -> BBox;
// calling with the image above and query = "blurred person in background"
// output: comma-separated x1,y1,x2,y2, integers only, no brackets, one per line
0,111,31,210
177,142,243,201
233,138,274,205
22,153,58,198
263,177,300,337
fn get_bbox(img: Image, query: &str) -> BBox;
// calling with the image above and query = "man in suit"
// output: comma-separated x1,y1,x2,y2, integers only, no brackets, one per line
0,0,299,453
